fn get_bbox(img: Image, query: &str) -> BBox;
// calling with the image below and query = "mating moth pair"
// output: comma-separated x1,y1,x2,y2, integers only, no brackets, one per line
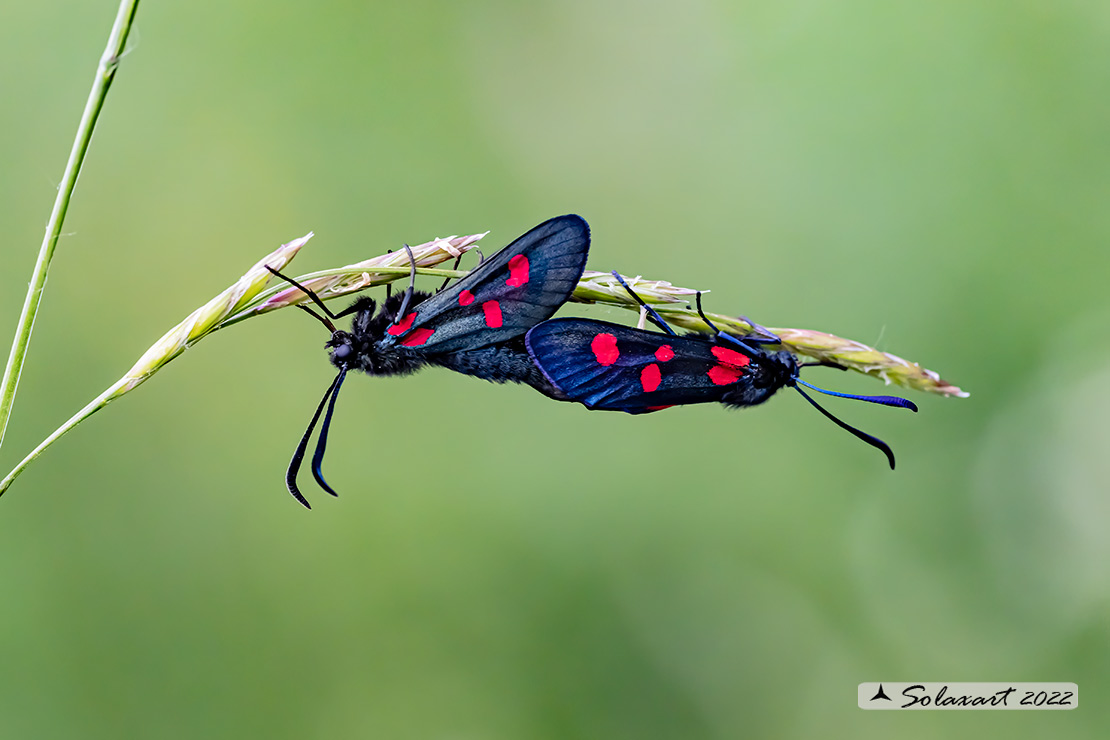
270,215,915,507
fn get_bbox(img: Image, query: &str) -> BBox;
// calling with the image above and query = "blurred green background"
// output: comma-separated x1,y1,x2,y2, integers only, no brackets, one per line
2,1,1107,737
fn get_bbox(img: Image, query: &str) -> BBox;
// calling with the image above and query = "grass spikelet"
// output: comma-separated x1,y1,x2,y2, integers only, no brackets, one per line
571,271,967,398
2,228,964,498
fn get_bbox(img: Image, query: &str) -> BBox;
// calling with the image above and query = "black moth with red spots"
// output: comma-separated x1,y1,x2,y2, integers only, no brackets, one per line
271,214,589,507
528,322,798,411
524,281,917,468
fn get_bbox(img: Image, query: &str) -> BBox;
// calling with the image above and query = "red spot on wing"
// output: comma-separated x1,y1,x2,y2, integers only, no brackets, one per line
655,345,675,362
591,333,619,365
482,300,503,328
458,290,475,306
711,345,750,367
387,312,416,336
707,345,750,385
399,328,435,347
645,405,674,412
707,364,746,386
640,363,662,392
506,254,530,287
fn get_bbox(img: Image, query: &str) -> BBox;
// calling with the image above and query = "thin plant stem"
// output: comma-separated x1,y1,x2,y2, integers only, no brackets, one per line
0,0,141,451
0,382,126,496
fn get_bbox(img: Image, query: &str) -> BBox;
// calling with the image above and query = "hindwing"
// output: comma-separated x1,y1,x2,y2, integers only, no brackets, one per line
525,318,761,413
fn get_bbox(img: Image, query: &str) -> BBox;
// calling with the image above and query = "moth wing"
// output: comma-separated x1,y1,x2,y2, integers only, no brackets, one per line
525,318,754,413
384,215,589,353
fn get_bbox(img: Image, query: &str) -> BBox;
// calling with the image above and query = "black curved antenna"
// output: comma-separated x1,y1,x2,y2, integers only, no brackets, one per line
310,368,347,497
285,371,344,508
791,384,900,469
788,368,918,469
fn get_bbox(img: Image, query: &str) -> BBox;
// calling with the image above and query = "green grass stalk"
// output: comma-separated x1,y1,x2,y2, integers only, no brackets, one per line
0,0,142,451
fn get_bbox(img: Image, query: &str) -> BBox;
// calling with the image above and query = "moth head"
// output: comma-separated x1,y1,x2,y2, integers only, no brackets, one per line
326,330,361,371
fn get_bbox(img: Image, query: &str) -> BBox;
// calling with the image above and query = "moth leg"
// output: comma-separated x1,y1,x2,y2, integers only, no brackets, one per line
386,249,392,301
293,305,337,332
695,293,766,356
800,360,848,371
610,271,677,336
266,265,343,323
392,244,418,323
437,253,465,292
331,303,364,319
736,315,781,345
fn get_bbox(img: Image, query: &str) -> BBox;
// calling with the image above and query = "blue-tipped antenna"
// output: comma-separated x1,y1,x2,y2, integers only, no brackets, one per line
790,373,917,469
794,379,918,412
792,385,900,469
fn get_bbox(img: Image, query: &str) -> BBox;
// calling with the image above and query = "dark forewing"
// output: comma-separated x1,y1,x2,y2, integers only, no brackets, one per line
382,215,590,354
526,318,755,413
